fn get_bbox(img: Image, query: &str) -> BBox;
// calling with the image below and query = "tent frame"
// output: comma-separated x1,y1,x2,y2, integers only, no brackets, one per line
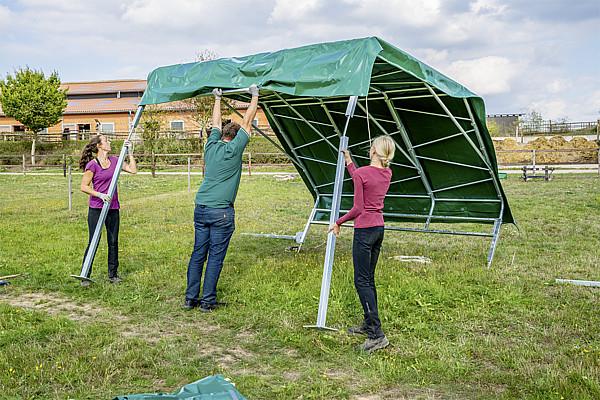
71,80,505,329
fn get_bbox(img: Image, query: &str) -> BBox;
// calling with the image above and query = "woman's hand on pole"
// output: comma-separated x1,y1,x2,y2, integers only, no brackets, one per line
342,150,352,166
97,192,111,203
328,223,341,237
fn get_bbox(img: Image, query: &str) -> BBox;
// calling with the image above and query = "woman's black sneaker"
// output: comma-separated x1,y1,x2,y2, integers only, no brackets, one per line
358,335,390,353
347,324,368,335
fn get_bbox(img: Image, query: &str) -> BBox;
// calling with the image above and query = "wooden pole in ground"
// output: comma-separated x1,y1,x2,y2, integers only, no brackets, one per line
151,151,156,178
187,156,191,193
248,152,252,176
22,154,26,175
68,165,72,211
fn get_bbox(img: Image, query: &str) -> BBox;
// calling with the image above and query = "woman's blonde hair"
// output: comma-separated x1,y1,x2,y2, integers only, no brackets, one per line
371,136,395,167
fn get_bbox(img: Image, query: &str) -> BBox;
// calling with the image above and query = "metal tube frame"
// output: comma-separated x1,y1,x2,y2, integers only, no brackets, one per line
71,105,145,282
305,96,357,330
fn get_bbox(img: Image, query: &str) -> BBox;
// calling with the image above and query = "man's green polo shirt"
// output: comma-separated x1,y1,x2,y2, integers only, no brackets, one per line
195,127,250,208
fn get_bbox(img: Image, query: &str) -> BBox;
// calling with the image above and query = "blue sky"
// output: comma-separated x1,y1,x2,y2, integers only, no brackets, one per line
1,0,599,120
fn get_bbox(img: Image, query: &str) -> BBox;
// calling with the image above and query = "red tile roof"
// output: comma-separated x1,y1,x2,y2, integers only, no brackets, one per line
61,79,146,95
1,80,249,116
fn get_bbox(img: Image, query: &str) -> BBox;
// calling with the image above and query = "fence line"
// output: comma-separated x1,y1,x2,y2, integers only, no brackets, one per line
1,148,598,175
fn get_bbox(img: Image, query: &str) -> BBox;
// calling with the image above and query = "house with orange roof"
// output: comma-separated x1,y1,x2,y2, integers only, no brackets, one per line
0,79,270,141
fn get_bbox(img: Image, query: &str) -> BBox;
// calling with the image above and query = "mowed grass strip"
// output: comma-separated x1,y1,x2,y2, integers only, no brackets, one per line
0,174,599,399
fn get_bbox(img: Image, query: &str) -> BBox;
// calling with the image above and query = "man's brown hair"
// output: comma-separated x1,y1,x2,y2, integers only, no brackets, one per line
222,122,240,140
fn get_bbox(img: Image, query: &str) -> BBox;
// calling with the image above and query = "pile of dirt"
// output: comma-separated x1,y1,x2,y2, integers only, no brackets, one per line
494,136,599,164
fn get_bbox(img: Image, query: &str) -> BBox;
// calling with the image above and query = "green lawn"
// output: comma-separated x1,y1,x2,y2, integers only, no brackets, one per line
0,174,599,399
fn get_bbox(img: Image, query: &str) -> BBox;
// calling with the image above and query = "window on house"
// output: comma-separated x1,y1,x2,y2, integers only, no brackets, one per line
170,120,184,131
0,125,11,132
253,118,259,127
100,123,115,134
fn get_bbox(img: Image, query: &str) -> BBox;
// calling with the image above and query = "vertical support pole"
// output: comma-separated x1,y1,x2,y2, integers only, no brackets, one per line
71,105,145,282
487,219,502,268
305,96,357,330
68,165,72,212
296,198,319,252
22,154,26,175
63,154,67,178
532,150,536,170
187,157,191,193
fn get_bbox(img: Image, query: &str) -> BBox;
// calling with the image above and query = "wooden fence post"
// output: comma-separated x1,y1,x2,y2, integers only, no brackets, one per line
151,151,156,178
68,165,72,211
22,154,26,175
187,157,191,193
248,152,252,176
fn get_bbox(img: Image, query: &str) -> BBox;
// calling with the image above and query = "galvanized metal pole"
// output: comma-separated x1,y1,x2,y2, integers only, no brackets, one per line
305,96,357,331
71,105,145,283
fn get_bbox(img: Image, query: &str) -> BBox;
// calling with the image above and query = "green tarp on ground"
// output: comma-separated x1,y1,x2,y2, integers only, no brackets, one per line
140,37,514,225
113,375,246,400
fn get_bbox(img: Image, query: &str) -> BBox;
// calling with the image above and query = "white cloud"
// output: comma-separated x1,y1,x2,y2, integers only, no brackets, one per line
0,0,598,120
470,0,508,16
0,5,12,27
269,0,322,23
444,56,519,95
343,0,441,27
546,79,570,94
413,48,448,66
528,99,568,120
121,0,225,29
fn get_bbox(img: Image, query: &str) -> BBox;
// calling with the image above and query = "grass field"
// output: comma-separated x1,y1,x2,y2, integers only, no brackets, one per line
1,173,599,399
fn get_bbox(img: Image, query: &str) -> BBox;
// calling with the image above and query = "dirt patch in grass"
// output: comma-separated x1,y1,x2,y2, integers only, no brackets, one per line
0,291,192,342
0,292,103,322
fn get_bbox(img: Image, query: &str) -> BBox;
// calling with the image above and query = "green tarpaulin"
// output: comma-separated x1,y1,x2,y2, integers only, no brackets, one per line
114,375,246,400
140,37,513,226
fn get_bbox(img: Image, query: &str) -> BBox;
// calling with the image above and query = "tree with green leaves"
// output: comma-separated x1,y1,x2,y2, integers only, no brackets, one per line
139,105,162,178
0,67,67,165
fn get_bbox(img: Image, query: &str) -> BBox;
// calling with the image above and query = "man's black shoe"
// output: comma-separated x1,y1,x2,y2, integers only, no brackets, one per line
199,303,217,313
182,299,198,310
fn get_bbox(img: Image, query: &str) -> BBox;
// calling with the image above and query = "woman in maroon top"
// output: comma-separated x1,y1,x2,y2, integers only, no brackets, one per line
330,135,395,353
79,134,137,285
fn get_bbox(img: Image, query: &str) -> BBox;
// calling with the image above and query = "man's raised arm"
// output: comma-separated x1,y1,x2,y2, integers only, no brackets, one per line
212,88,223,131
241,84,259,134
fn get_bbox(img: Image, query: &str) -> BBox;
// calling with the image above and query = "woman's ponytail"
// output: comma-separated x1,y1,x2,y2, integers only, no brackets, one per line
79,135,102,171
372,136,395,168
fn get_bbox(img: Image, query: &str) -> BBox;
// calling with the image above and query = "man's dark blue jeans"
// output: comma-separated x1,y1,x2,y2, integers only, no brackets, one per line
353,226,385,339
185,204,235,307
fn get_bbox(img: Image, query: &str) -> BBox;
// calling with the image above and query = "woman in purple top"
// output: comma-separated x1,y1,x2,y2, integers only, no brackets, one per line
79,134,137,285
329,135,395,353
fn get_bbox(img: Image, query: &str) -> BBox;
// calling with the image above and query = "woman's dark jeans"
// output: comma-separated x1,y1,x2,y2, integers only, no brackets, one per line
185,205,235,307
353,226,385,339
82,207,120,278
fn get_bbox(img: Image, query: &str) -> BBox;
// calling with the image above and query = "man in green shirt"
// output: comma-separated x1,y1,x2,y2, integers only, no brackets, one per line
184,85,259,311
